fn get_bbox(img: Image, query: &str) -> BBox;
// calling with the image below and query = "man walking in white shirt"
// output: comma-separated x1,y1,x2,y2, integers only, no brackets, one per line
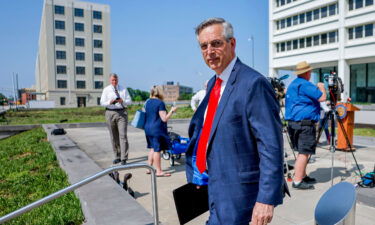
190,80,208,112
100,73,132,165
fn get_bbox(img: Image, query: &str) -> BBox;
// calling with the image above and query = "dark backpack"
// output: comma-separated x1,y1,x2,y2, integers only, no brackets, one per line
51,128,66,135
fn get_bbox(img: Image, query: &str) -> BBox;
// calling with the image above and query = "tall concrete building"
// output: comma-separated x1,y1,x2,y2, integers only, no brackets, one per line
270,0,375,103
35,0,111,107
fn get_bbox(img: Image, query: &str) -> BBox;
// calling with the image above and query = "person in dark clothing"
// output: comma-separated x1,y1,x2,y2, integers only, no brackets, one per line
144,86,177,177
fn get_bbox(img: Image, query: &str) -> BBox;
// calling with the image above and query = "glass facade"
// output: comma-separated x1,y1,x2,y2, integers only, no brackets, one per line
350,63,375,103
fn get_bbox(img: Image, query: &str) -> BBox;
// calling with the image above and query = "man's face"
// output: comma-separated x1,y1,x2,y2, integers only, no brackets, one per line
198,24,236,75
110,76,118,86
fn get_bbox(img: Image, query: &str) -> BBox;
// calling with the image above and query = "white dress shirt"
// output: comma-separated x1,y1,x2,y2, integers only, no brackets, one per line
204,56,237,120
191,89,207,111
100,84,132,109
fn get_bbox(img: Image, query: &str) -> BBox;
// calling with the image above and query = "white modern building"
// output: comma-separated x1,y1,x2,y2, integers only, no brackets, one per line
35,0,111,107
269,0,375,103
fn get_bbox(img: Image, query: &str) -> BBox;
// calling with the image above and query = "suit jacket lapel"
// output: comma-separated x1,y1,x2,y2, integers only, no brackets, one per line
208,59,241,146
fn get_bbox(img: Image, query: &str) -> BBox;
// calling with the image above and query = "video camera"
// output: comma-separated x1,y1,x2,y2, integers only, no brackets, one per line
323,72,344,104
267,74,289,101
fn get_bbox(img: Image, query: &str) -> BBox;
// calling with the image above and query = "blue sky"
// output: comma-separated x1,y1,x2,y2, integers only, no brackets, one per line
0,0,270,96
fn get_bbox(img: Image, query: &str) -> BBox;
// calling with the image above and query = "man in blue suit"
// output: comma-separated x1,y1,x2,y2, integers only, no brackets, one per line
185,18,284,225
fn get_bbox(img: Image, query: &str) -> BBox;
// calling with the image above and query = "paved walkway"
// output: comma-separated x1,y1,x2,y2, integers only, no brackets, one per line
66,122,375,225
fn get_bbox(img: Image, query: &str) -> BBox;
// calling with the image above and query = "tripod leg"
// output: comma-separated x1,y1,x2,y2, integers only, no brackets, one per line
307,112,330,164
334,110,363,178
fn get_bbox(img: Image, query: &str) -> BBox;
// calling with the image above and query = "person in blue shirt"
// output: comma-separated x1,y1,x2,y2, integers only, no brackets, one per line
285,61,326,190
144,86,177,177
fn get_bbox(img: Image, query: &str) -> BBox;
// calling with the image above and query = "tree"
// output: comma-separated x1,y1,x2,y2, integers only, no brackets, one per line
127,88,149,101
0,93,7,105
178,93,193,100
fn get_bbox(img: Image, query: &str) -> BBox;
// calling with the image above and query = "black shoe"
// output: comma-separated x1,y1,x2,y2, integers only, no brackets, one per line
303,176,317,184
292,181,314,190
121,160,127,165
113,158,121,164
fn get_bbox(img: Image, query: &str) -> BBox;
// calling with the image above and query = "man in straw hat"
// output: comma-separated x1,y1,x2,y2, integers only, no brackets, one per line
285,61,326,189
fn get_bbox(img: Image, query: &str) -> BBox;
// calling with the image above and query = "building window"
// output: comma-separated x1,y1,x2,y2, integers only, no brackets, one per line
299,13,305,24
313,35,320,46
299,38,305,48
56,65,67,74
286,17,292,27
94,67,103,75
366,0,374,6
329,31,337,43
55,20,65,30
93,11,102,19
321,6,328,18
313,9,320,20
94,40,103,48
329,4,336,16
306,37,312,47
281,42,285,52
56,36,66,45
365,24,373,37
321,33,327,44
76,66,85,75
286,41,291,51
55,5,64,15
348,27,354,40
350,63,375,103
276,43,280,52
94,81,104,89
75,23,84,31
76,52,85,61
76,81,86,89
97,97,101,105
306,11,312,22
93,25,102,33
56,50,66,59
293,15,298,25
276,21,280,30
356,0,363,9
355,26,363,39
94,53,103,62
75,38,85,47
281,19,285,29
57,80,67,88
74,8,84,17
292,40,298,49
60,97,66,105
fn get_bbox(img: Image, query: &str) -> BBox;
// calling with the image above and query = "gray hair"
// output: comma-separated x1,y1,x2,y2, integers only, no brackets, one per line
195,17,234,41
109,73,118,79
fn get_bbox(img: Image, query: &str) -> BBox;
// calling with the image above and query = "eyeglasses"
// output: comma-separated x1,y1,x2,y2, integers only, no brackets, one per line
199,39,225,51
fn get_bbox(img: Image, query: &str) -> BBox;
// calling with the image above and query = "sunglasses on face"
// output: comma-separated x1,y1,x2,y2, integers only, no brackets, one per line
199,39,225,51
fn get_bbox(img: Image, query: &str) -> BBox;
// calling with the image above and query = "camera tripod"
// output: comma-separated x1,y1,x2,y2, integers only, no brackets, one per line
314,90,363,186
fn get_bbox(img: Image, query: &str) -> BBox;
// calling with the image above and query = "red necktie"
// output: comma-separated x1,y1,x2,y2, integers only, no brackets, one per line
196,78,222,173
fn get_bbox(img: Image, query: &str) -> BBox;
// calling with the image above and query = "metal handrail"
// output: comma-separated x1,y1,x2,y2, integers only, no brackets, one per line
0,163,159,225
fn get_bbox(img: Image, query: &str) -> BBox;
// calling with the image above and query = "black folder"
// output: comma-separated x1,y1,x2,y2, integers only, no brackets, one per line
173,183,209,225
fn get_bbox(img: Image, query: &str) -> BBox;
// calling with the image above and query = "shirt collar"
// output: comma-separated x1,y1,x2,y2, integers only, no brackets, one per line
216,56,237,83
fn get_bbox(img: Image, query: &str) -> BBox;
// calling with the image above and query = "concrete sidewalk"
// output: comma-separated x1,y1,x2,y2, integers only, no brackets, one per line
66,122,375,225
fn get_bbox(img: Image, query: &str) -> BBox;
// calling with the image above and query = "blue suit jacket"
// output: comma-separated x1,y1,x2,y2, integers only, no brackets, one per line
185,59,284,224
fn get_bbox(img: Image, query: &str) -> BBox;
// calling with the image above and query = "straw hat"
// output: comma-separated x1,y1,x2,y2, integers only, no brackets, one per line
295,61,313,75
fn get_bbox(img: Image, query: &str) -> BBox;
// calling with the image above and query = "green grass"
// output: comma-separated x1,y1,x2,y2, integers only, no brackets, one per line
2,105,194,125
354,128,375,137
0,128,85,225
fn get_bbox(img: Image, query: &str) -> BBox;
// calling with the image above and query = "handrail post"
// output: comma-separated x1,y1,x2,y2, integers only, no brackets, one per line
0,163,159,225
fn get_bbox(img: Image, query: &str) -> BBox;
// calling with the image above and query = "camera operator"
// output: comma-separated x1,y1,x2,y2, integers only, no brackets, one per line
285,61,326,190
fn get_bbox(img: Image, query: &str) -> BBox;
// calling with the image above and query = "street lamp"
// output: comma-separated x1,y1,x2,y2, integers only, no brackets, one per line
248,36,255,68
